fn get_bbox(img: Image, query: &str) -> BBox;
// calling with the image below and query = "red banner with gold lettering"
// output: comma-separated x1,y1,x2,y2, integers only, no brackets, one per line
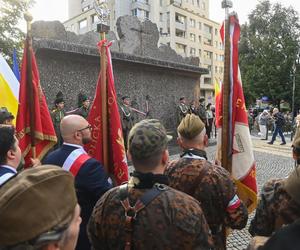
85,40,128,185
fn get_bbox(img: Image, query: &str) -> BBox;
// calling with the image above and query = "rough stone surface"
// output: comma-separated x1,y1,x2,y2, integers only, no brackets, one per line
31,17,207,132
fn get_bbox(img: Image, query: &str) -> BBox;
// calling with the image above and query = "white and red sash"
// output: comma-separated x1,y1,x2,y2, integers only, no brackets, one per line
62,148,91,177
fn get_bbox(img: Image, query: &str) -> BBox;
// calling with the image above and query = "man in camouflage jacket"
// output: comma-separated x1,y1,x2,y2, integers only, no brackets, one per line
249,133,300,237
165,114,248,250
88,119,214,250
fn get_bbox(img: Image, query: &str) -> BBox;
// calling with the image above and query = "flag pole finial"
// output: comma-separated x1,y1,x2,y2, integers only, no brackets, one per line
24,12,33,33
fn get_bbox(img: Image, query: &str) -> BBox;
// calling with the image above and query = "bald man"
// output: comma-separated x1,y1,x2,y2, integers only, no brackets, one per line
43,115,112,250
165,114,248,250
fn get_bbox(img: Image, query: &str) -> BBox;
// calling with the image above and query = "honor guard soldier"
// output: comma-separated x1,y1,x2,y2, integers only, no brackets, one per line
0,107,14,125
165,114,248,249
88,119,214,250
198,97,207,124
68,93,91,119
120,96,135,149
51,91,66,148
249,131,300,237
177,96,189,124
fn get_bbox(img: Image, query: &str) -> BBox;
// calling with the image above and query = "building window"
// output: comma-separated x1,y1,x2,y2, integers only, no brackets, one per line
215,66,218,73
215,54,218,60
204,50,212,59
199,49,201,57
190,33,196,42
190,47,196,56
81,0,87,2
204,78,211,84
160,0,163,6
215,28,218,36
175,13,186,24
159,13,163,22
201,2,205,10
79,19,87,29
204,24,212,34
215,41,218,48
203,38,212,46
132,8,149,19
176,43,186,54
197,0,200,6
92,14,99,24
176,29,185,38
198,22,202,30
189,18,196,28
198,35,201,43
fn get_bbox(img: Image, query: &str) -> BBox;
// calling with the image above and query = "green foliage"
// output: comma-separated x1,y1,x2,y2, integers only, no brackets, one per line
239,0,300,110
0,0,34,63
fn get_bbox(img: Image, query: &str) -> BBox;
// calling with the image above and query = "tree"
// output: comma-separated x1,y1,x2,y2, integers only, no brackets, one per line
0,0,34,62
239,0,300,109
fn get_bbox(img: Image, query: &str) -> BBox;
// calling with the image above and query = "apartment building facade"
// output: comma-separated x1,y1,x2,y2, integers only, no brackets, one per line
64,0,224,101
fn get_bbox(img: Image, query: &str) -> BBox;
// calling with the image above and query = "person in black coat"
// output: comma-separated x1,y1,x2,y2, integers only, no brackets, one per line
43,114,112,250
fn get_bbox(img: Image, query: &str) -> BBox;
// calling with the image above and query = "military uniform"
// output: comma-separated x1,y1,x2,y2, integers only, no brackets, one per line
198,103,207,123
88,173,213,250
73,106,89,119
88,119,214,250
120,98,135,149
249,178,300,237
165,150,248,250
177,102,189,124
51,108,65,147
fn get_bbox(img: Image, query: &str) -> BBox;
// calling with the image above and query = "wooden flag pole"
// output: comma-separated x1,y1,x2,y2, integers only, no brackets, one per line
24,12,36,159
97,21,110,173
221,0,233,173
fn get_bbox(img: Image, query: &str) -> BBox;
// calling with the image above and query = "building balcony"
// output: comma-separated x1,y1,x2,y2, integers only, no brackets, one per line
175,21,186,31
131,1,150,12
170,0,182,7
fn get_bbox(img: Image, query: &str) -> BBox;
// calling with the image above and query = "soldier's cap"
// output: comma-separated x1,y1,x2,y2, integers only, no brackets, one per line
0,107,14,124
54,91,65,105
0,165,77,246
122,96,130,101
178,114,205,140
179,96,185,101
199,97,205,102
128,119,172,159
77,93,89,107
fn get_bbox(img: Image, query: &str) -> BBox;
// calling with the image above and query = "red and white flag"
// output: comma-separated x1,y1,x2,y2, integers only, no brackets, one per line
217,14,257,212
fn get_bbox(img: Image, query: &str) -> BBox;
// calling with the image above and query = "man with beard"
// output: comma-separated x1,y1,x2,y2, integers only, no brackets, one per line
43,114,112,250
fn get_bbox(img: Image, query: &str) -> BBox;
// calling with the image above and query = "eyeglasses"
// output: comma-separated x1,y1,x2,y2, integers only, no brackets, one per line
77,124,92,132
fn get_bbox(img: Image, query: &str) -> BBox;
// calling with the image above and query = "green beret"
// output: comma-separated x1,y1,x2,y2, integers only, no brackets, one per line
177,114,205,139
128,119,172,160
0,165,77,246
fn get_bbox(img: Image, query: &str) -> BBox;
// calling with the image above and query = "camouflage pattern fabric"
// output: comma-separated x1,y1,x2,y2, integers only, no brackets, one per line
88,184,214,250
165,157,248,250
249,179,300,237
128,119,171,160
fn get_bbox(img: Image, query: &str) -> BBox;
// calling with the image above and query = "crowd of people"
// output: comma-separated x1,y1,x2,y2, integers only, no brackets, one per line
1,96,300,250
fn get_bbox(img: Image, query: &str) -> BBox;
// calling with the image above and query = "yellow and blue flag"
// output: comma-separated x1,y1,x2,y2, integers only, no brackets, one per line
0,53,20,122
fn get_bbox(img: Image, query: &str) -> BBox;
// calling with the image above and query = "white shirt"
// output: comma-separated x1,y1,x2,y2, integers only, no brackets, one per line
0,165,17,185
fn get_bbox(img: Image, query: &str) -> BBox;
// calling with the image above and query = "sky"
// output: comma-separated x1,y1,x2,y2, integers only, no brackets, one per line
24,0,300,26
